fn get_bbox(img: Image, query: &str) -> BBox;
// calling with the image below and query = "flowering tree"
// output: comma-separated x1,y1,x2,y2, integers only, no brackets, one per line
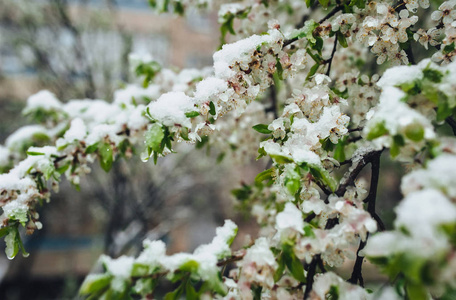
1,0,456,299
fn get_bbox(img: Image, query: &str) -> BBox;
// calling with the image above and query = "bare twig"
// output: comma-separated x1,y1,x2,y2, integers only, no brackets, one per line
325,35,338,76
283,4,344,48
349,150,384,286
446,116,456,136
304,257,318,298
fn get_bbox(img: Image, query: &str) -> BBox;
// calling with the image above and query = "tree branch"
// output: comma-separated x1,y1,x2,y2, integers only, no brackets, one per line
325,35,338,76
304,257,318,298
349,150,383,286
336,149,383,197
283,4,344,48
446,116,456,136
348,238,367,286
364,151,385,231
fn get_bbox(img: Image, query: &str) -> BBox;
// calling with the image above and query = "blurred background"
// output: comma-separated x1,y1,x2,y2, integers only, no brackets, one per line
0,0,406,299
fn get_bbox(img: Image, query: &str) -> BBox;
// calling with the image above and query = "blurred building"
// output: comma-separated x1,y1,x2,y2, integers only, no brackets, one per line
0,0,218,99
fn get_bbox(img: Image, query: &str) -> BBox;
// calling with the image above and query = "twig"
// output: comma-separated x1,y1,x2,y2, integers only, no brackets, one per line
364,151,385,231
318,4,344,24
336,149,383,197
326,35,338,76
303,257,318,298
270,85,279,119
348,127,363,133
349,150,384,286
446,116,456,136
405,45,416,65
295,1,320,28
348,238,367,286
283,4,344,48
346,135,363,144
314,179,331,195
217,254,244,267
305,212,316,223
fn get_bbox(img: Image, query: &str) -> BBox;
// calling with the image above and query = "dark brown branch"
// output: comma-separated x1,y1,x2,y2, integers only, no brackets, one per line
217,254,244,267
269,85,279,119
348,127,363,133
446,116,456,136
295,1,320,28
304,257,318,298
283,4,344,48
349,150,384,286
405,45,416,65
336,149,383,197
325,35,338,76
314,179,331,195
346,135,363,143
318,4,344,24
348,238,367,286
305,212,316,223
364,151,385,231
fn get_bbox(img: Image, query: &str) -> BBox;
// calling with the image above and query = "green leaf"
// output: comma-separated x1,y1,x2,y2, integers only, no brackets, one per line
393,134,405,147
132,277,157,296
186,282,199,300
423,68,443,83
252,285,262,300
99,143,113,172
26,151,44,156
333,139,346,162
283,247,306,282
206,274,228,296
328,285,340,299
86,143,99,154
216,152,225,163
165,285,183,300
145,124,165,152
336,31,348,48
179,260,199,273
303,225,316,238
285,167,301,195
437,95,452,121
79,274,112,295
252,124,272,134
255,168,273,184
314,36,324,53
270,154,294,164
131,263,150,277
307,63,320,80
366,122,388,140
318,0,330,8
305,0,315,7
220,15,236,47
5,227,19,260
276,59,284,80
56,164,70,175
180,127,190,141
443,42,455,54
309,165,337,192
174,1,184,15
209,101,216,116
349,0,365,8
0,227,9,239
231,184,252,201
274,253,286,282
404,123,424,142
406,282,428,300
185,111,200,118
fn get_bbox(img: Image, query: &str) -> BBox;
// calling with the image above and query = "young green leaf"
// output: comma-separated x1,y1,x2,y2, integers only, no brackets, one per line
252,124,272,134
